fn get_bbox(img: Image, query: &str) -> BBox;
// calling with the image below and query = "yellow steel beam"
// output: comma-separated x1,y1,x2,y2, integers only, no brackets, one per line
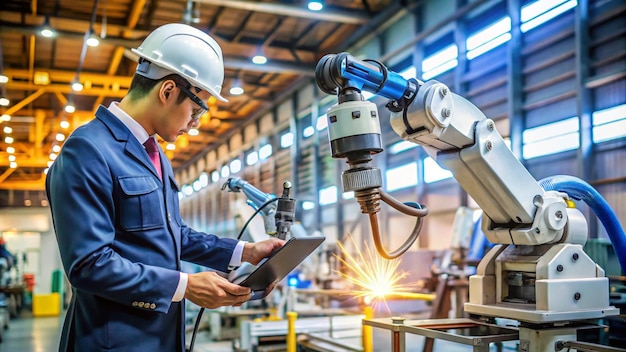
1,88,46,116
0,156,50,168
0,177,46,191
4,69,132,89
6,83,128,98
126,0,147,33
0,169,16,184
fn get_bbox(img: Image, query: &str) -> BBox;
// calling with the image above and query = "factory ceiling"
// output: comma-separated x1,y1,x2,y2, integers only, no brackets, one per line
0,0,404,207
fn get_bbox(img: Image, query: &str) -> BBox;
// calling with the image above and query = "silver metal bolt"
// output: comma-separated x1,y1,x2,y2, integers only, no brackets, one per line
555,210,563,219
487,121,495,131
440,86,448,96
391,317,405,325
485,140,493,151
442,108,451,118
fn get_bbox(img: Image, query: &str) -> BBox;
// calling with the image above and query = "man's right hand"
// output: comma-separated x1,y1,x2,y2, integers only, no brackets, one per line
184,271,252,308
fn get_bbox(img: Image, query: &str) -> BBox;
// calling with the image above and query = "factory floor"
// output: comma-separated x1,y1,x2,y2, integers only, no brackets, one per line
0,311,518,352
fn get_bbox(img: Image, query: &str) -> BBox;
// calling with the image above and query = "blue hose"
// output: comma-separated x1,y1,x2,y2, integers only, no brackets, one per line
539,175,626,275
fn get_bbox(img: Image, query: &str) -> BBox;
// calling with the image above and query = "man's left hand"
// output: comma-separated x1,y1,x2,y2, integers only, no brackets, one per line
241,238,285,265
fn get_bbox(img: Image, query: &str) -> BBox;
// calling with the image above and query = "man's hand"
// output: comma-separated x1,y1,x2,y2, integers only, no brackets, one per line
184,271,252,309
242,238,285,265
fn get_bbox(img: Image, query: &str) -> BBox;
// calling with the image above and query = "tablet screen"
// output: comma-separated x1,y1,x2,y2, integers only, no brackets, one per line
235,236,325,299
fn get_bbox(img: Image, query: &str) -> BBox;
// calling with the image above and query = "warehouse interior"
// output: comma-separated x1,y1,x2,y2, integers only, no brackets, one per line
0,0,625,351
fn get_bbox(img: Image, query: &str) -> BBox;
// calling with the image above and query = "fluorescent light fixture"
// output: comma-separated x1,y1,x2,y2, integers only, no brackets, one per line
40,16,56,37
166,143,176,151
316,115,328,130
8,155,16,162
521,0,577,33
3,126,12,134
230,77,244,95
280,132,294,148
220,165,230,178
52,144,61,153
6,146,15,153
60,120,70,129
303,126,315,138
308,1,323,11
198,172,209,188
56,133,66,141
230,159,242,174
72,81,84,91
466,17,512,51
211,170,219,182
9,161,17,169
188,128,199,136
259,144,272,159
1,114,9,121
246,151,258,166
65,104,76,113
0,75,8,83
252,55,267,65
4,136,14,144
86,31,100,47
0,97,9,106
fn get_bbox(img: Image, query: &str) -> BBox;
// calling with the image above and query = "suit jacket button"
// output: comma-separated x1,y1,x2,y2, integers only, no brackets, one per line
167,213,172,222
138,302,145,308
150,303,156,309
132,301,138,307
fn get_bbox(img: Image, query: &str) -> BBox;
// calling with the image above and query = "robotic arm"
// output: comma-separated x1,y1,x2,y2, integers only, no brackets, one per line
222,177,296,240
315,53,622,332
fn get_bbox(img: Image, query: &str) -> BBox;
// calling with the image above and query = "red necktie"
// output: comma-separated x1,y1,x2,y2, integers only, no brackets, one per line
144,138,162,179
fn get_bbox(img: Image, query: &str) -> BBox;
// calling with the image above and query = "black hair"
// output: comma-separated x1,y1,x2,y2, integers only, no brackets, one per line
127,73,190,104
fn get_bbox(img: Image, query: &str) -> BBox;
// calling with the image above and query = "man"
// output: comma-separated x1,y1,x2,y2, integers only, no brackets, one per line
46,23,284,352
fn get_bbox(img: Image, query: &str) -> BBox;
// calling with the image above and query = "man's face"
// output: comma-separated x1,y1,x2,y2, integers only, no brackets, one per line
156,85,210,143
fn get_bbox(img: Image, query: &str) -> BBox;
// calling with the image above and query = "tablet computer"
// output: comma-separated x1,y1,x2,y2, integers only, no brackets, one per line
232,236,325,300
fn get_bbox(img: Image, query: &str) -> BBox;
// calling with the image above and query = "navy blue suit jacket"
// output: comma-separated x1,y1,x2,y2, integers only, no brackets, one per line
46,106,237,351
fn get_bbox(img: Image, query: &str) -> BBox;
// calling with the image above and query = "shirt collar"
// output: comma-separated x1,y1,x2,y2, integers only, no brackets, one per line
107,101,153,144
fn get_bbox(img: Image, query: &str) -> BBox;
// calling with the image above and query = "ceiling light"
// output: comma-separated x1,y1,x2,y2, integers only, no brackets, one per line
47,160,54,167
183,0,201,24
3,126,12,134
6,146,15,153
86,30,100,47
65,104,76,113
60,119,70,129
4,136,13,144
9,161,17,169
56,133,66,141
0,75,8,83
72,80,84,91
166,143,176,151
1,114,10,121
0,97,9,106
8,155,16,162
188,128,199,136
229,77,244,95
308,1,324,11
49,153,57,160
52,144,61,153
40,17,57,38
252,55,267,65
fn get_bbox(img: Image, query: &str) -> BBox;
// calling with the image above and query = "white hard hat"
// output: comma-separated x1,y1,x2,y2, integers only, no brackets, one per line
132,23,228,102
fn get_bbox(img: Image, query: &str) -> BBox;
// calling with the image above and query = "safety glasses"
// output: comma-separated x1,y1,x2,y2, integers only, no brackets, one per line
176,83,209,120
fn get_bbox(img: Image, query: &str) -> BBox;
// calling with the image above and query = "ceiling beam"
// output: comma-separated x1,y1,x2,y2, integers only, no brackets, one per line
0,177,46,191
193,0,370,24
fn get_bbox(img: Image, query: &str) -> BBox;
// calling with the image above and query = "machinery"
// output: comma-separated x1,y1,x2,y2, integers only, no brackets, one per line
222,177,296,240
314,52,626,351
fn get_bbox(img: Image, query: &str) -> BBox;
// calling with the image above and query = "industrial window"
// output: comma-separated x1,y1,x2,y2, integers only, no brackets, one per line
303,126,315,138
522,117,579,159
211,170,219,183
319,185,338,205
521,0,578,33
316,114,328,131
230,159,242,174
385,162,418,192
259,143,273,160
422,44,458,80
245,150,258,166
466,17,511,60
302,201,315,210
280,131,294,148
388,140,418,154
423,157,453,183
220,165,230,178
593,104,626,143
